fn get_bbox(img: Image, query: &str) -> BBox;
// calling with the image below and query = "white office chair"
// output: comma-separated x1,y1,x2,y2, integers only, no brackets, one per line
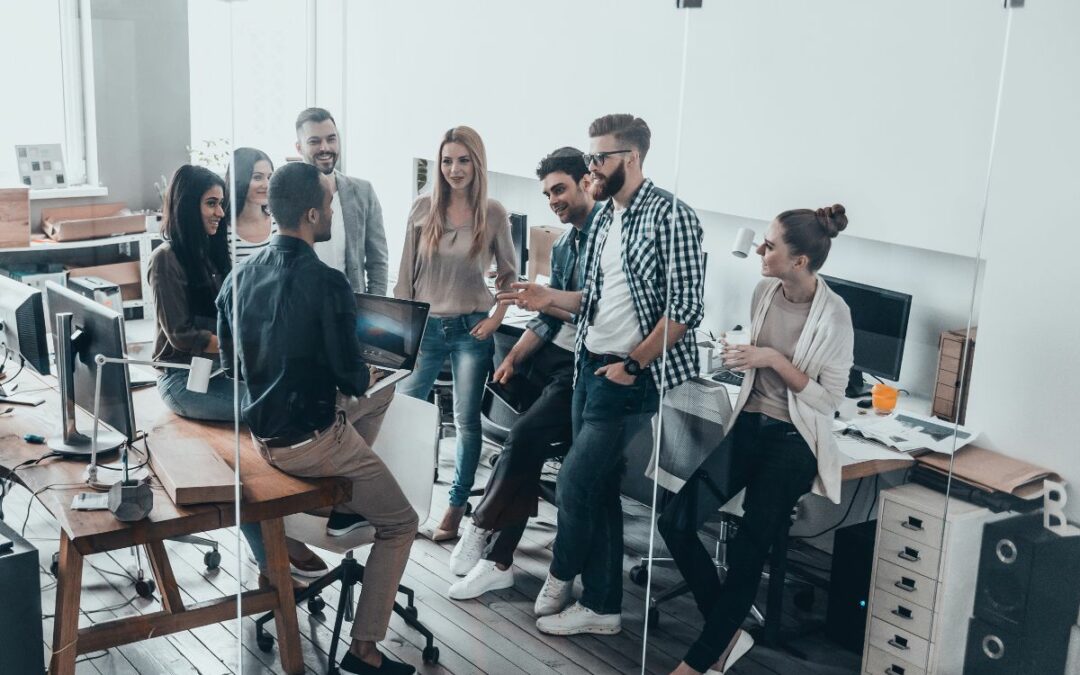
253,393,441,669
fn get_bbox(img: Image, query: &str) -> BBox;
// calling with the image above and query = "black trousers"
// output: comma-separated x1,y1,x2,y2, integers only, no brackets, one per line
657,412,818,672
471,343,574,566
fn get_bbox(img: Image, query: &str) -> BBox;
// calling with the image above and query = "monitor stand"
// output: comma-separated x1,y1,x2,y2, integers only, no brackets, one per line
845,368,873,399
46,313,123,459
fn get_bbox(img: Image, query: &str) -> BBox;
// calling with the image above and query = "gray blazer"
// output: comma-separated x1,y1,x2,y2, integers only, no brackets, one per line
335,171,388,295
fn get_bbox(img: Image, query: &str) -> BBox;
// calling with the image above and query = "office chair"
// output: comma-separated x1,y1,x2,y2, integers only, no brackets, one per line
252,393,442,670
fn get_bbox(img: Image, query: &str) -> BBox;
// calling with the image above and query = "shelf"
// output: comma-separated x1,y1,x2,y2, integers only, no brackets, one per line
29,185,109,200
0,232,160,254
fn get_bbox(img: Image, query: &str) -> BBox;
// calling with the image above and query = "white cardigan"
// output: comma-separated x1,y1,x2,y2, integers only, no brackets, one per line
725,277,854,504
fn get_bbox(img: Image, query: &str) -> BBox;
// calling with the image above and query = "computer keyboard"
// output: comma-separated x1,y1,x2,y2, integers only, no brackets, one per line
710,369,745,386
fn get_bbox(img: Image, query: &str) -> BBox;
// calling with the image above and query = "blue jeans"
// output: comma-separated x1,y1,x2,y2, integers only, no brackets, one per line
157,369,267,568
550,354,659,614
398,312,493,508
157,368,241,422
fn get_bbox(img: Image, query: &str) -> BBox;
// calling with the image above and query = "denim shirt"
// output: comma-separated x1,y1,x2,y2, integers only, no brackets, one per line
526,202,601,343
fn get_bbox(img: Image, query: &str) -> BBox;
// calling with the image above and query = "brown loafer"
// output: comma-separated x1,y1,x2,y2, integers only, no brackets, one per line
290,552,330,579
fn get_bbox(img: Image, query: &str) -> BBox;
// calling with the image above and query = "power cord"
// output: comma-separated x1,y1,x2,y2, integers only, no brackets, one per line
791,477,865,540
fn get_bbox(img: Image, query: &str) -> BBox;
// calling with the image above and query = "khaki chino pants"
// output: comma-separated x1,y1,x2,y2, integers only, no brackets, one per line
253,387,419,642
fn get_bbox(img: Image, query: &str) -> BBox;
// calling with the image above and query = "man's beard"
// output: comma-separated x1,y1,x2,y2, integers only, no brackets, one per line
590,161,626,201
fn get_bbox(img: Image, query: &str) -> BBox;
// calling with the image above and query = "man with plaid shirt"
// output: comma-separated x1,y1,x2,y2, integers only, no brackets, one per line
501,114,705,635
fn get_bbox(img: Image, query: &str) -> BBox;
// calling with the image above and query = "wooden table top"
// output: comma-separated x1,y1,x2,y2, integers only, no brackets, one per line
0,374,348,555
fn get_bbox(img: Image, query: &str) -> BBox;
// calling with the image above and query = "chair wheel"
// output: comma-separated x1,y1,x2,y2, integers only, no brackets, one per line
204,549,221,570
404,605,418,621
256,631,275,653
50,552,60,577
307,595,326,614
628,564,648,586
423,646,440,664
488,452,500,468
794,588,815,611
647,607,660,626
135,578,156,598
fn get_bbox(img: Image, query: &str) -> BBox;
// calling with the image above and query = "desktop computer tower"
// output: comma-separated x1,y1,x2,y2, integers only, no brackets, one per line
0,519,45,674
963,514,1080,675
825,519,877,652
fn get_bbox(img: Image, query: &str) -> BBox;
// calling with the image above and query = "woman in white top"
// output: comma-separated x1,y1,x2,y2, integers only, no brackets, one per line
225,147,277,263
660,205,854,675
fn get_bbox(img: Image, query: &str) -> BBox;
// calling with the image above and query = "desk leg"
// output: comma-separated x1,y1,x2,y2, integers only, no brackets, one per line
146,540,185,613
261,517,303,674
49,531,83,675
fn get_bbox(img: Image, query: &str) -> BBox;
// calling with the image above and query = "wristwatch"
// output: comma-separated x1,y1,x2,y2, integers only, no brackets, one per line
622,356,643,377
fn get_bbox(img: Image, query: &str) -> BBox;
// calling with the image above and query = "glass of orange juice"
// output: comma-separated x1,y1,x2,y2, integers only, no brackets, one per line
871,383,899,414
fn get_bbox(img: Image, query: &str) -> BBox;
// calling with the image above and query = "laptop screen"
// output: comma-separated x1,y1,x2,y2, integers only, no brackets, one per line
354,294,430,370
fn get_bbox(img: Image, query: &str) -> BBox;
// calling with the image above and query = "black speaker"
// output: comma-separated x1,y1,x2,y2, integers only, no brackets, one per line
825,519,877,652
963,514,1080,675
0,519,45,675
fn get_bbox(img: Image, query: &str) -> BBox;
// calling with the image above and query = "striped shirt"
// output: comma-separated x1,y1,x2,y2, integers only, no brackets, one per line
232,222,278,263
575,178,705,391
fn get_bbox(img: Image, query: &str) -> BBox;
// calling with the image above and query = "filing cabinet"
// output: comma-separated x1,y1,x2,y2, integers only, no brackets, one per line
932,328,976,424
861,484,1011,675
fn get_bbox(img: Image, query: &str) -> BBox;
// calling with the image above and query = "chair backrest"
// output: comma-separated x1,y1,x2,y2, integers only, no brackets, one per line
373,392,439,523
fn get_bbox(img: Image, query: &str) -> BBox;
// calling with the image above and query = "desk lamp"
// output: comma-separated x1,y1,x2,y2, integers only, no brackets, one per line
88,354,220,521
731,228,758,258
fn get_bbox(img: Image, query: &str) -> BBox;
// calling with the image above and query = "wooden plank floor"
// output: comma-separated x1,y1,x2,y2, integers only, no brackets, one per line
7,438,861,674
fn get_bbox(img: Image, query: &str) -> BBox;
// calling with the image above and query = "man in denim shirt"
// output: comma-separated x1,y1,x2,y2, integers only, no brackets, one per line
445,147,600,601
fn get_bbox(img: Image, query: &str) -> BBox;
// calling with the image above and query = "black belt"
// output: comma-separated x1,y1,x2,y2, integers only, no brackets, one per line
259,429,318,448
741,411,798,434
583,349,624,366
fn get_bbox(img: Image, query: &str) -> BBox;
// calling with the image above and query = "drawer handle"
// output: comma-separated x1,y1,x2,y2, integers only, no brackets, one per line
891,605,913,620
888,636,910,651
894,576,917,593
885,666,906,675
901,517,924,532
898,546,921,562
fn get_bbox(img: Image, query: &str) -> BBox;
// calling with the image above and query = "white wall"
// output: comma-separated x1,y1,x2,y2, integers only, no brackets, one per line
965,4,1080,519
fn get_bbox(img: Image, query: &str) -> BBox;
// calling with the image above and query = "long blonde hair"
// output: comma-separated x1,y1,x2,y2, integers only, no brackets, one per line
422,126,489,260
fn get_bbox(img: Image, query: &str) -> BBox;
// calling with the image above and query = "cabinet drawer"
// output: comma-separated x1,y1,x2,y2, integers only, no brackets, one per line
875,559,937,611
933,397,955,419
868,617,930,669
864,644,926,675
871,586,934,641
877,528,942,580
880,500,945,549
938,354,961,376
934,381,957,403
941,338,963,359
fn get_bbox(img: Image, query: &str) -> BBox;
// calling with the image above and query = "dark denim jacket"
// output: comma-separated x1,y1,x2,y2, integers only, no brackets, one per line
526,202,601,343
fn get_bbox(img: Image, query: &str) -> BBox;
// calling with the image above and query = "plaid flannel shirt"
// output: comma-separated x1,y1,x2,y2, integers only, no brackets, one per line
575,178,705,391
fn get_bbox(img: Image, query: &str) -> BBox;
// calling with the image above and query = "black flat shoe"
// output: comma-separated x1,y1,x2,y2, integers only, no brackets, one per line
339,649,416,674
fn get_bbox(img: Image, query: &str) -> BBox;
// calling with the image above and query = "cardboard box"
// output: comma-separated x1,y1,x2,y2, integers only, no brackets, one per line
41,202,145,242
528,224,566,281
67,259,141,301
0,188,30,248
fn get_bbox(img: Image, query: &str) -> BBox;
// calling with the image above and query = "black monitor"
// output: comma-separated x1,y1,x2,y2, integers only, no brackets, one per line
509,212,528,279
821,275,912,398
0,276,51,405
44,281,134,457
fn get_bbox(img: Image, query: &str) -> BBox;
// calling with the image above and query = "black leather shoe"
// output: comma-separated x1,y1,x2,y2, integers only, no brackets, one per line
339,649,416,674
327,511,370,536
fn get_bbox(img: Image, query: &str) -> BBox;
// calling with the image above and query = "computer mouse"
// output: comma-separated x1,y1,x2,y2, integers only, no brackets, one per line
856,399,873,409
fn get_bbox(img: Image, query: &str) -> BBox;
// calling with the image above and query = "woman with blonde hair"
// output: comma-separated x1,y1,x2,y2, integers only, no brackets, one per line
395,126,516,540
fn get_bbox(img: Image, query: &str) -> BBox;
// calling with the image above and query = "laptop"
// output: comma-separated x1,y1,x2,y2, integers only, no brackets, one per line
354,294,430,397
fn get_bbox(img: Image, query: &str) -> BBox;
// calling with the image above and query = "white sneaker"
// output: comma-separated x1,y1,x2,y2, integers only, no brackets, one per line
449,522,490,577
534,573,574,617
536,601,621,636
705,630,755,674
448,560,514,600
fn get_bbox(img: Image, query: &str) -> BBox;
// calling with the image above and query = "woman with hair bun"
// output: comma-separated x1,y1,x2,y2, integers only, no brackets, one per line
659,205,854,675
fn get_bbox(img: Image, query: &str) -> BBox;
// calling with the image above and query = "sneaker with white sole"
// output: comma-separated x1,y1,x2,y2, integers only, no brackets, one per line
534,573,573,617
705,630,755,674
449,522,490,576
448,560,513,600
536,601,621,636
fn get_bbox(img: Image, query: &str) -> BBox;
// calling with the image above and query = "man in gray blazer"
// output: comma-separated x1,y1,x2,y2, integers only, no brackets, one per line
294,107,388,295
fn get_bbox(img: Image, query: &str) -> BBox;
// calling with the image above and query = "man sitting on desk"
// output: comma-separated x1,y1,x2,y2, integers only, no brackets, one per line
216,162,418,675
446,147,600,600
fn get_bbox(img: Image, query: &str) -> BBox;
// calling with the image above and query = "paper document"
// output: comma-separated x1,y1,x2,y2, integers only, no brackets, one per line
843,411,978,455
836,434,915,466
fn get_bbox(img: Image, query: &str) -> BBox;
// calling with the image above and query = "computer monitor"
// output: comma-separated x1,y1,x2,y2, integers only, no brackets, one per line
44,282,134,458
821,275,913,397
0,276,50,376
509,212,528,279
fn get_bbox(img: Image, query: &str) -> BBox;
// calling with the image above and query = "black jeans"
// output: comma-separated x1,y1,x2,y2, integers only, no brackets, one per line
471,343,574,566
658,412,818,672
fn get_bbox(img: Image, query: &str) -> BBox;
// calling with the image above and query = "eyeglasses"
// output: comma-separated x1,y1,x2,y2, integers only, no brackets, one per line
582,149,633,167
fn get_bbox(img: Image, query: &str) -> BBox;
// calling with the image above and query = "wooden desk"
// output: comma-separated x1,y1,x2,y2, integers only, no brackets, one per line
0,379,348,675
